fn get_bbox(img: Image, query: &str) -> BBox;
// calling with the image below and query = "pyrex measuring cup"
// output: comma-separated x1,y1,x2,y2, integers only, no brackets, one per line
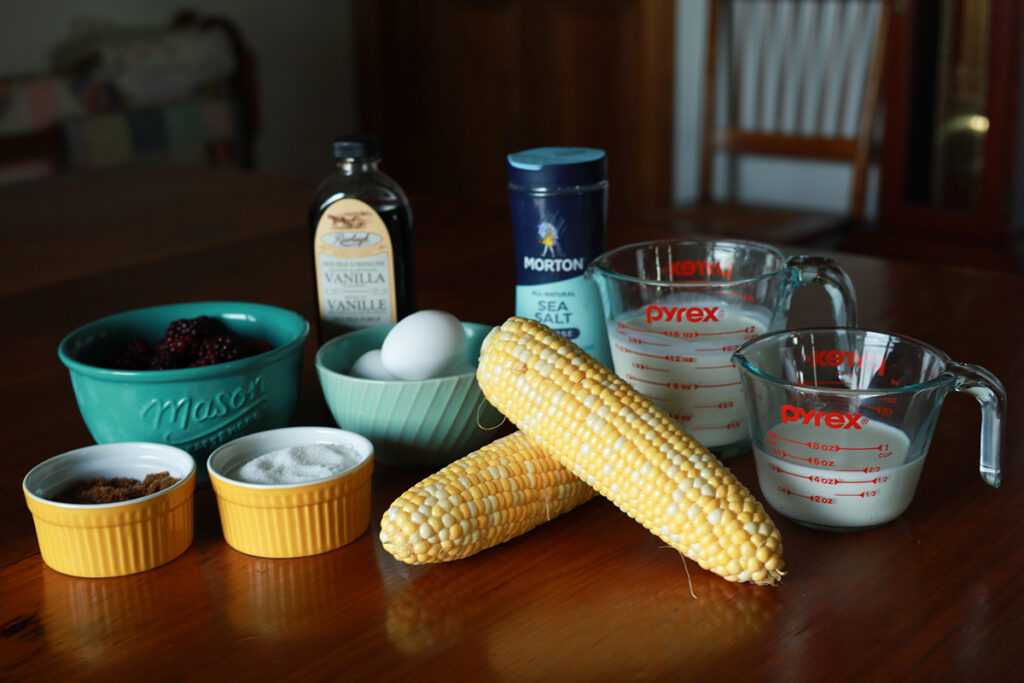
588,239,856,458
733,328,1005,531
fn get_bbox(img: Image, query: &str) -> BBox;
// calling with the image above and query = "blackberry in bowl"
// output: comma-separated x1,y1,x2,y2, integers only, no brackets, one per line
59,302,309,476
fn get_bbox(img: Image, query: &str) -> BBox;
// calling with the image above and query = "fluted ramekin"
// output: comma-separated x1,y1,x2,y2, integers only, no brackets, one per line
23,442,196,578
207,426,373,558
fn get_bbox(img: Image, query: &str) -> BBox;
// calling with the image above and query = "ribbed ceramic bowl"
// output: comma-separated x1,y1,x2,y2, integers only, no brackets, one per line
23,442,196,578
58,301,309,474
315,322,504,468
207,426,374,558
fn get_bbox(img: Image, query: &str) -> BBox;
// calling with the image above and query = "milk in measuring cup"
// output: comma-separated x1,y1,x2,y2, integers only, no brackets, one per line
607,302,768,448
752,419,925,528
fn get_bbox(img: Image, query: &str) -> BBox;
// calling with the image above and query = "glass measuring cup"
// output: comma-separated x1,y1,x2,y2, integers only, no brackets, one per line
587,239,857,458
733,328,1005,531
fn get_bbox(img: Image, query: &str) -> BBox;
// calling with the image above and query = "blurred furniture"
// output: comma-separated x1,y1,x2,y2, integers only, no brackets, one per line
355,0,674,218
654,0,889,246
0,11,257,185
845,0,1024,271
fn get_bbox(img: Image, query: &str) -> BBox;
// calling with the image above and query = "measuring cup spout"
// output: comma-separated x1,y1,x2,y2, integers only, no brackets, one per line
947,361,1006,488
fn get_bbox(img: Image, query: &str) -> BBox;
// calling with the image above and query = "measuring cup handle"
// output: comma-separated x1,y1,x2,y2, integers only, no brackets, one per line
785,255,858,326
948,361,1006,488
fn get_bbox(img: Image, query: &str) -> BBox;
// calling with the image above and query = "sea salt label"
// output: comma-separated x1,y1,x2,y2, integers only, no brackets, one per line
234,443,363,484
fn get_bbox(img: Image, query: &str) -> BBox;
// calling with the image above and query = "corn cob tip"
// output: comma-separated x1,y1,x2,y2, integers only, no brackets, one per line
380,430,596,564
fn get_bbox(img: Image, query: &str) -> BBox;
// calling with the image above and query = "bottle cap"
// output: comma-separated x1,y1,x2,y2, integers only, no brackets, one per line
333,133,380,160
507,147,607,189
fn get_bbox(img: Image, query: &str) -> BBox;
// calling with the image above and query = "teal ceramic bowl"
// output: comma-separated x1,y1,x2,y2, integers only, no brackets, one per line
58,302,309,474
315,322,504,468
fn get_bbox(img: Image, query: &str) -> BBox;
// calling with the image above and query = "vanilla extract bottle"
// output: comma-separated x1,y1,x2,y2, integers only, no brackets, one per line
309,134,416,342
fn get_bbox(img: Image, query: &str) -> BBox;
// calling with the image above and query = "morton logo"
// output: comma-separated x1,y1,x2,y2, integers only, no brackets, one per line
781,404,864,429
523,219,586,273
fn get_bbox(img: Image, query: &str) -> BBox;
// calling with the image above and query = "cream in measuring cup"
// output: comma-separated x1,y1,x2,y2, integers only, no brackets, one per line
733,328,1005,530
588,239,857,458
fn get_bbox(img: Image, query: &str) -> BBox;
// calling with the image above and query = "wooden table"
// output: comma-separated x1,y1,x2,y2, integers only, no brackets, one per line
2,165,1021,680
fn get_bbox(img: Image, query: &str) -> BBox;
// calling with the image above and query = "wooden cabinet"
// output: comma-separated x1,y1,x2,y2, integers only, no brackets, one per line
354,0,674,218
878,0,1023,242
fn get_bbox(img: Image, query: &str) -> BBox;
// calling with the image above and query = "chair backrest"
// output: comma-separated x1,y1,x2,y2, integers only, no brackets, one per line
698,0,889,219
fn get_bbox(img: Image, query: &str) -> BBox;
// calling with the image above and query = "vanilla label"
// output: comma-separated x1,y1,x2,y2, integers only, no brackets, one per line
314,198,397,332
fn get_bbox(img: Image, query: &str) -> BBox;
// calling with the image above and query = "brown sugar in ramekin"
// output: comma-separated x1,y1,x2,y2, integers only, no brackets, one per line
55,471,180,504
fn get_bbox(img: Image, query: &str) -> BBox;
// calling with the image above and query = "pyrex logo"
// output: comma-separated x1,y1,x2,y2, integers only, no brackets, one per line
781,404,864,430
807,350,887,375
661,260,733,280
645,305,721,324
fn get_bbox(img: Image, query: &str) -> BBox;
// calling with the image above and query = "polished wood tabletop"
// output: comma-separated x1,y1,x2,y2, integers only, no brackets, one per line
1,165,1021,681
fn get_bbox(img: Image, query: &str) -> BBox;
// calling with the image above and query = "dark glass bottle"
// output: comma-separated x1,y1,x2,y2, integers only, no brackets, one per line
309,134,416,342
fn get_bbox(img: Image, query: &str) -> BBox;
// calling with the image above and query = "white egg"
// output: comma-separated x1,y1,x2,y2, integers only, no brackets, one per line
350,349,399,380
381,310,467,380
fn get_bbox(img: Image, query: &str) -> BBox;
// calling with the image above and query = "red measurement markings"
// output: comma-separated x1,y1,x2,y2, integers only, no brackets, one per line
771,448,835,467
627,376,738,391
767,431,887,453
692,421,741,431
692,327,756,337
768,463,888,486
695,363,735,370
695,345,742,353
694,380,742,389
862,403,894,418
621,336,667,348
835,491,880,498
777,487,834,504
625,374,676,388
613,343,697,363
630,363,668,373
695,401,734,409
639,391,670,403
616,321,649,334
616,321,701,340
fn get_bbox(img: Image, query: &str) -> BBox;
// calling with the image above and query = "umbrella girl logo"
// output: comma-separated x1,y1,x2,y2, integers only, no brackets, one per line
522,216,586,274
538,220,559,257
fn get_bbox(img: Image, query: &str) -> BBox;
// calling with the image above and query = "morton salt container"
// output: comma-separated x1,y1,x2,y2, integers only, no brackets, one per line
507,146,611,366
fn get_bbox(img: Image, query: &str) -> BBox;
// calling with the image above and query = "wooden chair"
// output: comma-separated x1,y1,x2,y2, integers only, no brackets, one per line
657,0,890,246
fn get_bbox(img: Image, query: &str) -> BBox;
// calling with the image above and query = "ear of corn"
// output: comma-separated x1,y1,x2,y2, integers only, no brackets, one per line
476,317,784,585
380,430,596,564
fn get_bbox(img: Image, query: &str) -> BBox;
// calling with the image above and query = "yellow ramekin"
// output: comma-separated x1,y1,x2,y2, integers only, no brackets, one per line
23,442,196,578
207,426,374,558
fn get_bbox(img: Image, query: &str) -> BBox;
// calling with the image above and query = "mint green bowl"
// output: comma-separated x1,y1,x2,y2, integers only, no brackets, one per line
315,322,504,468
58,302,309,475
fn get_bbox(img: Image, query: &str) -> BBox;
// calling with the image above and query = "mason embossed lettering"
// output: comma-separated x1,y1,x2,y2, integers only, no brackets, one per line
140,376,267,430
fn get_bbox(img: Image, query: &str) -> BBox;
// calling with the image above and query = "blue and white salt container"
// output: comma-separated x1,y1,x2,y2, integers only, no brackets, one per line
507,146,611,366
